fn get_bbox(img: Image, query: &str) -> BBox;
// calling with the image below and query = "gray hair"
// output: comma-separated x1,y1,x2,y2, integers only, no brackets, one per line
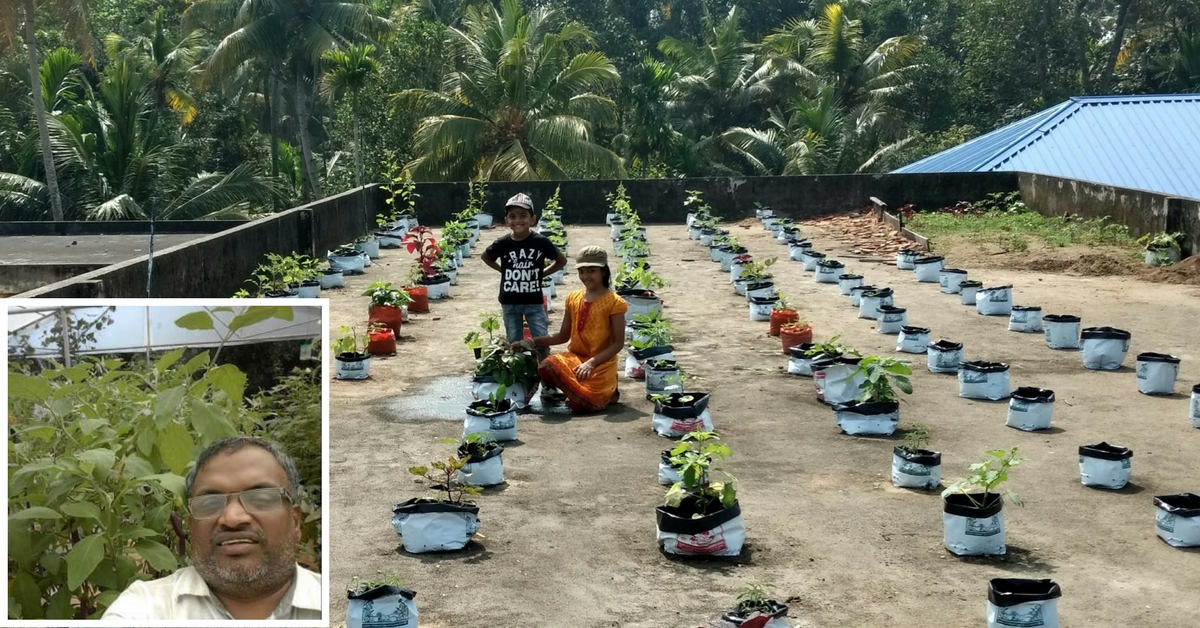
185,436,301,501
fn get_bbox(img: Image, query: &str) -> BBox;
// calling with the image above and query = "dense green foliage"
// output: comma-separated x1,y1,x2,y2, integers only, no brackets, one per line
3,0,1198,210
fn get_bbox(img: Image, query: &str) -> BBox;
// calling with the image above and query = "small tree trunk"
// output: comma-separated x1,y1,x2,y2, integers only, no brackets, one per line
25,1,65,221
267,74,280,210
352,90,365,189
294,68,323,201
1099,0,1135,93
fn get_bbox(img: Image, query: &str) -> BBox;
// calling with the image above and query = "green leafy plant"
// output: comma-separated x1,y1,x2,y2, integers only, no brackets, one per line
773,292,793,312
475,343,539,390
804,336,858,359
472,384,510,413
616,236,650,259
664,431,736,511
607,182,634,218
402,226,442,276
1138,231,1185,264
853,356,914,403
381,154,419,219
362,280,413,308
615,261,667,291
685,189,712,218
441,220,471,249
630,314,674,349
735,582,779,616
463,311,502,353
942,447,1025,508
242,252,320,296
349,573,408,597
333,325,368,356
738,257,777,282
408,456,483,505
458,432,499,460
544,185,563,217
900,423,931,454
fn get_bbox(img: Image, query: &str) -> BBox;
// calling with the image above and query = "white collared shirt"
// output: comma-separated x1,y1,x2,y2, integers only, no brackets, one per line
101,564,321,620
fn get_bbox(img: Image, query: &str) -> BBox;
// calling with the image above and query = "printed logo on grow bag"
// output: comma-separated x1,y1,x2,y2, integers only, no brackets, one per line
1121,458,1132,469
989,291,1010,303
1012,311,1028,323
935,352,959,367
883,314,903,323
675,529,728,554
898,461,932,476
344,361,365,371
1157,509,1176,533
631,364,646,378
670,417,705,433
961,370,988,384
1192,398,1200,418
965,515,1002,537
1136,363,1148,380
939,276,950,287
996,604,1045,627
1122,339,1131,352
361,599,411,628
490,414,516,430
1011,401,1029,413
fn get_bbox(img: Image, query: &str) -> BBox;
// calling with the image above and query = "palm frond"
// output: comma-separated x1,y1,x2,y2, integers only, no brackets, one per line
89,193,145,220
159,163,279,220
0,171,50,219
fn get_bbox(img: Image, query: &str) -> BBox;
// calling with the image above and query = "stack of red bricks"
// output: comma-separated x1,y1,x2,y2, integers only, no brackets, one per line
800,208,916,256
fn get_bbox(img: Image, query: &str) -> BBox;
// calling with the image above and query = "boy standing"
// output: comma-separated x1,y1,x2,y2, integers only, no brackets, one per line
482,193,568,360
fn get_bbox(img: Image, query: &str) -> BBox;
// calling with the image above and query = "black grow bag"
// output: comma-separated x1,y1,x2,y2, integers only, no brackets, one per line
818,259,844,269
337,351,369,364
1079,442,1131,462
929,339,963,352
877,305,906,316
1012,305,1041,313
1081,326,1131,341
940,267,967,276
1011,386,1055,403
894,446,941,467
656,497,741,535
1137,352,1180,365
961,361,1009,374
788,342,817,359
722,600,789,625
745,281,775,293
900,325,930,335
833,400,900,416
419,273,451,286
1193,383,1200,395
458,440,504,463
806,252,827,261
617,288,659,301
862,287,894,299
943,492,1004,518
653,392,711,418
393,497,480,517
1154,493,1200,517
1043,314,1080,324
630,345,674,362
347,583,416,602
749,296,778,306
465,398,515,417
988,579,1062,607
849,285,877,298
913,255,945,265
839,273,863,281
958,280,982,289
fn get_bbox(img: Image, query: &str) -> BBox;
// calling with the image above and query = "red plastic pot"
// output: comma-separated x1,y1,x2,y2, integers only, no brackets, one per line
367,328,397,355
369,304,403,335
769,308,799,336
780,323,813,355
405,286,429,313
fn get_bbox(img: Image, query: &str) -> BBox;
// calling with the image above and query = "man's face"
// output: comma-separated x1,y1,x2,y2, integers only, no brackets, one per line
188,447,301,600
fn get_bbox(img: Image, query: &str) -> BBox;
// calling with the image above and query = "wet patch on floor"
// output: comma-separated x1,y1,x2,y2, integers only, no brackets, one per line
377,375,572,421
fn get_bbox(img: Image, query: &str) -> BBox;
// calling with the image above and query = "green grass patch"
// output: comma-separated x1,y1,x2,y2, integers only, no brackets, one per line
907,209,1136,251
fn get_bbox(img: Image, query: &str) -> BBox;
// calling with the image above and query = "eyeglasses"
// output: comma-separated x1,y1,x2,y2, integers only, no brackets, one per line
188,487,291,520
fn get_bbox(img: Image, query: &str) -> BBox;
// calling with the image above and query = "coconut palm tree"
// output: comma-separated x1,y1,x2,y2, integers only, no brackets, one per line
0,0,91,221
320,43,380,189
183,0,392,199
613,55,680,176
104,8,203,125
395,0,625,181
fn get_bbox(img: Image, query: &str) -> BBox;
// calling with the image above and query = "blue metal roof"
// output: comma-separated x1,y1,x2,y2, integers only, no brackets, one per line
894,94,1200,200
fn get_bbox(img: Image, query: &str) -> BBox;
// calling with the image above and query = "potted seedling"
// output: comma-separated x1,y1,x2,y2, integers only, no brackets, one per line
464,384,519,441
651,386,714,438
779,318,814,356
334,325,371,380
656,431,744,557
748,292,779,323
1138,231,1185,266
722,582,790,627
463,310,502,359
457,432,505,487
645,359,681,400
442,220,472,259
346,574,417,628
736,258,776,299
768,292,799,336
403,227,452,300
685,189,712,229
329,244,367,275
893,423,941,489
627,312,675,379
354,232,381,259
795,335,855,375
473,342,540,408
363,280,412,335
616,262,665,322
393,456,482,553
242,253,300,298
941,447,1024,556
375,213,406,248
832,356,912,436
366,321,397,356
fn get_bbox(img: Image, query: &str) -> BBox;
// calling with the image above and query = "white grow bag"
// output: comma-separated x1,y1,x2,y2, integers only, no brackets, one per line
896,249,921,270
1136,352,1180,395
849,285,876,307
463,403,519,442
658,451,685,485
839,274,864,295
645,362,680,398
834,401,899,436
423,277,451,300
1080,327,1131,370
319,270,345,289
892,447,941,489
457,446,505,487
958,362,1011,400
943,494,1006,556
329,252,366,274
786,344,819,376
912,256,945,282
657,500,745,557
802,252,826,271
1006,387,1055,431
975,285,1013,316
958,282,982,305
347,585,418,628
745,281,776,301
987,580,1061,628
1079,442,1132,490
620,290,663,324
876,306,907,334
335,353,371,380
939,268,968,294
896,326,930,353
1191,384,1200,428
392,499,481,553
815,261,843,283
651,393,714,438
927,340,963,374
471,378,528,410
1155,494,1200,547
813,359,866,406
788,243,810,261
1008,306,1043,332
858,288,894,320
749,297,777,321
625,346,674,379
1043,315,1081,349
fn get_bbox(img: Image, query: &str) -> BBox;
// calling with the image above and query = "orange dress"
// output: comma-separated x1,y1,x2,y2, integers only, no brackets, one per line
539,290,628,412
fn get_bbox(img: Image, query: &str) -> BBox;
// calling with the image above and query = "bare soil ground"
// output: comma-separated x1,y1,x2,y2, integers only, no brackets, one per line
327,220,1200,628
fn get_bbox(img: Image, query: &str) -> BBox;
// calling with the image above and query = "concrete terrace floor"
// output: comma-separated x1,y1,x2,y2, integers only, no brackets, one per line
0,234,204,265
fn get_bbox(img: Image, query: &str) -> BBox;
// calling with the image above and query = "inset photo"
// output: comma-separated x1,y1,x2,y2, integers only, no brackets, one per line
6,301,327,623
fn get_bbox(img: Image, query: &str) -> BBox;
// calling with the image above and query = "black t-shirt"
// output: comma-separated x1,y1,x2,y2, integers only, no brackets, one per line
483,233,561,305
